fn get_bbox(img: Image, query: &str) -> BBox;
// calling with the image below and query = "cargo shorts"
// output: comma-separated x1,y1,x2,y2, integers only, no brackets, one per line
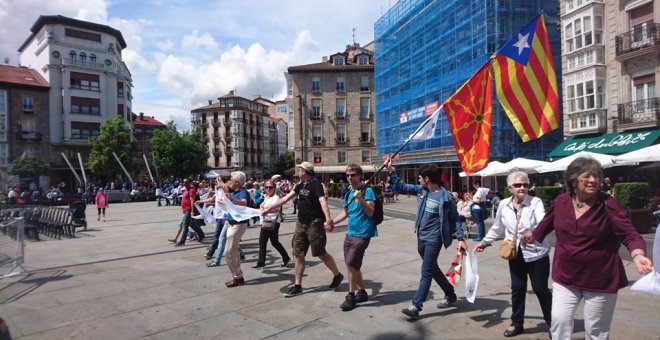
292,218,327,257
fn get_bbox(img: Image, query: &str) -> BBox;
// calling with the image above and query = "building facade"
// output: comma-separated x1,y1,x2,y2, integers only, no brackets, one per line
549,0,659,161
287,43,377,176
132,112,166,180
18,15,133,187
0,65,50,190
374,0,563,190
191,91,271,179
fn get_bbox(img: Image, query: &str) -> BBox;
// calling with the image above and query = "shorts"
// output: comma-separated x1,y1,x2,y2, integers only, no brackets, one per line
343,235,371,270
292,218,327,257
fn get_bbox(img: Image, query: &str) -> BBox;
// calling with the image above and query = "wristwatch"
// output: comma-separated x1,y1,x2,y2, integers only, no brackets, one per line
457,237,465,242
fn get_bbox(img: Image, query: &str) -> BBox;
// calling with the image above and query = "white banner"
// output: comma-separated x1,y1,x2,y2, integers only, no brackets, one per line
213,189,263,222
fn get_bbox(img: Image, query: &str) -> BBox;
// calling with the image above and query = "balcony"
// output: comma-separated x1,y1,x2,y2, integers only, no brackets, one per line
224,134,232,142
359,111,371,120
336,137,347,145
312,137,324,146
225,147,233,155
310,112,321,120
224,119,231,126
212,120,221,128
63,58,105,70
16,131,42,141
360,136,373,145
617,97,660,130
213,148,222,156
335,112,346,120
203,135,209,143
568,110,607,135
615,23,660,60
201,121,209,128
213,135,220,143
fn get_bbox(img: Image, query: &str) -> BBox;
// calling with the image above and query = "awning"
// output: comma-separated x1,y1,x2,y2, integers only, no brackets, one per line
313,165,378,173
547,129,660,159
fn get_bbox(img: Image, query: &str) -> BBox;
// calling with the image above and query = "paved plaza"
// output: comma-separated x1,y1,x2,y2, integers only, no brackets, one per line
0,197,657,339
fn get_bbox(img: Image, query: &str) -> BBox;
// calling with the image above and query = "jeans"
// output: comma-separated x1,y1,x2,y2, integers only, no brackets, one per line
156,195,162,206
471,205,485,239
509,248,552,328
412,240,455,308
256,223,290,266
212,220,244,264
176,211,192,245
207,219,225,257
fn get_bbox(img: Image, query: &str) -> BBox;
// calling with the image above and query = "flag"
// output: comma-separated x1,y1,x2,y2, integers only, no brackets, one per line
492,13,559,142
408,106,441,140
443,63,493,175
445,251,464,286
213,189,262,222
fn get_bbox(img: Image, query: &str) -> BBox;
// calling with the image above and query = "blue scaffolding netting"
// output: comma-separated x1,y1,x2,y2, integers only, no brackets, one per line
374,0,564,163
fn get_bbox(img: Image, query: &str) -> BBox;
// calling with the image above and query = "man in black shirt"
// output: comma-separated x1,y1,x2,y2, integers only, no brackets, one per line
263,162,343,297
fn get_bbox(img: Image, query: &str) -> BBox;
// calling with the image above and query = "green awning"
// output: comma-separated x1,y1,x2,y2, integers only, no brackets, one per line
547,129,660,159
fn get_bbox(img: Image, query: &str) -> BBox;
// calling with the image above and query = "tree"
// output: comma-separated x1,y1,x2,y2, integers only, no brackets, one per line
8,157,50,178
87,116,138,177
264,151,295,178
150,122,210,178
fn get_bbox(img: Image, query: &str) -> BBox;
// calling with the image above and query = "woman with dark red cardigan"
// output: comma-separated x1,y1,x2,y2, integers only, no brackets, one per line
522,157,653,339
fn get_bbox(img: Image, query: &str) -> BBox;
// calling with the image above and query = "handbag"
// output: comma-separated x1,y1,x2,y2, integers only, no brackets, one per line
500,206,523,260
261,221,277,231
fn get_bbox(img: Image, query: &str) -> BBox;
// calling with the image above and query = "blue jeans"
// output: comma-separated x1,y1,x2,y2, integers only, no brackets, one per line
176,211,192,245
471,205,485,239
212,220,244,264
412,240,455,309
207,219,224,257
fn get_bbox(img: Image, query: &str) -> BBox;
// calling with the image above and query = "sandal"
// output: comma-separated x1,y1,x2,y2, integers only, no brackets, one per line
206,261,220,267
167,238,176,243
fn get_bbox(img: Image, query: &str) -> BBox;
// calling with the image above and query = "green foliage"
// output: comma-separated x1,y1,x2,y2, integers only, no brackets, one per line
369,184,382,196
150,122,210,178
503,187,512,198
535,186,563,208
612,182,649,210
8,157,50,178
329,182,341,198
88,116,138,177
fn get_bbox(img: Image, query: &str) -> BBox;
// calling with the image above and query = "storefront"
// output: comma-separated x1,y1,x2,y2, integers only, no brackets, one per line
547,129,660,160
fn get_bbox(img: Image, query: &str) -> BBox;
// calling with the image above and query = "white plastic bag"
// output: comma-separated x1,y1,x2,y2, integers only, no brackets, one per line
464,250,479,303
630,226,660,295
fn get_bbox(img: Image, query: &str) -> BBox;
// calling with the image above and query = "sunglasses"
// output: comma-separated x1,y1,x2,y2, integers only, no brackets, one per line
346,173,359,178
265,186,274,189
512,183,529,188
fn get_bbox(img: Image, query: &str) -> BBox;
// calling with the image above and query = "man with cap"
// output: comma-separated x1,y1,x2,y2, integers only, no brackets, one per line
263,161,343,297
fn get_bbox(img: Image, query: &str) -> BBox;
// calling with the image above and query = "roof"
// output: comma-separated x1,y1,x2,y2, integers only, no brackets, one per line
0,65,49,88
133,114,166,127
19,15,127,52
288,61,374,73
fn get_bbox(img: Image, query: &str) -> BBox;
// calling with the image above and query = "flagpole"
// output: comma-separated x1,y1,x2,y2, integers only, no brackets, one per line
365,106,441,186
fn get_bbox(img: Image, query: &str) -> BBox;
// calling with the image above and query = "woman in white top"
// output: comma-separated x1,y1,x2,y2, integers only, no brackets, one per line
254,180,291,268
474,171,552,338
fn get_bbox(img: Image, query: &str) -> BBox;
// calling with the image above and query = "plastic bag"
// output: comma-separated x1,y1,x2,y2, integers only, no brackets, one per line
464,250,479,303
630,226,660,295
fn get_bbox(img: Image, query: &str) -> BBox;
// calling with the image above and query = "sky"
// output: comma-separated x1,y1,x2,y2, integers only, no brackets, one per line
0,0,394,130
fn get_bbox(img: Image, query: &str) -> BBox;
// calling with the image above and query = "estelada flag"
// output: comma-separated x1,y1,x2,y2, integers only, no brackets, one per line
492,13,559,142
445,251,464,286
443,62,493,175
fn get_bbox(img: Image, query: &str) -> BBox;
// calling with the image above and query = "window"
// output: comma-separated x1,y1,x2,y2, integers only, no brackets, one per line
360,123,370,142
333,56,345,65
360,76,369,91
312,124,322,144
0,90,6,142
362,149,370,163
336,77,345,92
335,99,345,119
22,97,34,112
565,23,573,52
583,16,592,47
65,28,102,43
633,74,656,102
338,151,346,163
89,54,96,63
69,50,77,60
71,121,101,139
71,97,101,115
337,124,346,144
0,144,7,167
360,98,370,118
312,78,320,92
311,99,321,119
357,55,369,65
567,85,576,113
71,72,100,91
574,18,582,49
79,52,86,61
585,81,595,109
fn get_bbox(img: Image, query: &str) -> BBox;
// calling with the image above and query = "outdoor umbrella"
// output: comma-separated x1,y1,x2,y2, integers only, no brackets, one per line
459,161,505,177
536,151,636,173
478,157,551,176
614,144,660,163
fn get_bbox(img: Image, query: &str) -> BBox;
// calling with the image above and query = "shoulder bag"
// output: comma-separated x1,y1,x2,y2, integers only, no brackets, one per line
500,206,523,260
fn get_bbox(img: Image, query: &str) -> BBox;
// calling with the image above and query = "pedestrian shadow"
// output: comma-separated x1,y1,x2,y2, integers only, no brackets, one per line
0,270,72,303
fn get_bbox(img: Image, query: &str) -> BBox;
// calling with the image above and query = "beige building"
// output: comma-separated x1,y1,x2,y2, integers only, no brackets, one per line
287,42,377,176
191,91,272,179
551,0,659,160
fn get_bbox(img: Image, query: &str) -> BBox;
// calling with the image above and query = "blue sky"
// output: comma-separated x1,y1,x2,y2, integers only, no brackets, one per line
0,0,393,129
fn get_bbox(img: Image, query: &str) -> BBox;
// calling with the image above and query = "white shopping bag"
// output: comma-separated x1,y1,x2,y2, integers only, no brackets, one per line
464,250,479,303
631,226,660,295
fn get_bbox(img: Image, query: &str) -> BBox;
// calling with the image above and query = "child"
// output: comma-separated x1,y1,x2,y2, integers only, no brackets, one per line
95,188,108,222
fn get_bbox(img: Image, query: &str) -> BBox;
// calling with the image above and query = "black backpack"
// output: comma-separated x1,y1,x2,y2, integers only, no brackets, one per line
343,187,384,225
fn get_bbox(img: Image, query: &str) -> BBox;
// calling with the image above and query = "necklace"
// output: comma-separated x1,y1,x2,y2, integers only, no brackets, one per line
574,197,593,209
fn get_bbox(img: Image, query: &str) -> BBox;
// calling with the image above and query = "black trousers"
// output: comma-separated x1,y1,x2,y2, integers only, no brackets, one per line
256,223,290,266
508,246,552,328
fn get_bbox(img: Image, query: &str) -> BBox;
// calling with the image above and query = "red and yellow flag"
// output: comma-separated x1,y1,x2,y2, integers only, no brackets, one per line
492,13,559,142
443,63,493,175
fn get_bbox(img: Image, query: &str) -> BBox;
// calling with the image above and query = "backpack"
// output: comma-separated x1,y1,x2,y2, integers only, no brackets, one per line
343,187,384,225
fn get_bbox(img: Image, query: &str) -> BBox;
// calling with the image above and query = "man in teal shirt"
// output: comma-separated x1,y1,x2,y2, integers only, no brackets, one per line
332,164,377,311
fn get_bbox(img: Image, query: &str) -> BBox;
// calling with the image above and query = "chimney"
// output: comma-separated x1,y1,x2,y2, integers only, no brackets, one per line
139,112,144,120
229,90,234,95
322,56,328,62
208,100,212,105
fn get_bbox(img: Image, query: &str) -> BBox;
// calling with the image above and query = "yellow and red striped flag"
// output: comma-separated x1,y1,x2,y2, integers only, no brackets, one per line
443,63,493,175
492,13,559,142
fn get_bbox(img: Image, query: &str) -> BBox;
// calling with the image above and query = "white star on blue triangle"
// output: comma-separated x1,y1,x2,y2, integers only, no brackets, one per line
495,15,539,66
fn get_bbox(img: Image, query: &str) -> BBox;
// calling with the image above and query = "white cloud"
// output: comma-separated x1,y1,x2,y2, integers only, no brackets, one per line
132,100,189,131
181,30,219,52
156,39,175,52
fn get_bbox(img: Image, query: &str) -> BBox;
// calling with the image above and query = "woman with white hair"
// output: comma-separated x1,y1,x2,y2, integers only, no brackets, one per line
475,171,552,337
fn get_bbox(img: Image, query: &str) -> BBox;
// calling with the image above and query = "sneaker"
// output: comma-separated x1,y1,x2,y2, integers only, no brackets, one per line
401,304,421,319
437,294,457,308
329,273,344,289
283,285,303,297
203,254,213,260
473,237,483,242
340,293,357,311
356,289,369,303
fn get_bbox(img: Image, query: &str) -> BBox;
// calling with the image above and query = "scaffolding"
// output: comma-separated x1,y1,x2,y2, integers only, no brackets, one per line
374,0,564,165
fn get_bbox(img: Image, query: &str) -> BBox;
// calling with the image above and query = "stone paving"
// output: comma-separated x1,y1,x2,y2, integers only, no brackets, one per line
0,197,657,339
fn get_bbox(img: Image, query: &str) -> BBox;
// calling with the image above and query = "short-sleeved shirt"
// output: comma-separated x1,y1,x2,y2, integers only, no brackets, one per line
180,187,196,212
473,187,490,203
343,187,378,239
295,178,325,224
